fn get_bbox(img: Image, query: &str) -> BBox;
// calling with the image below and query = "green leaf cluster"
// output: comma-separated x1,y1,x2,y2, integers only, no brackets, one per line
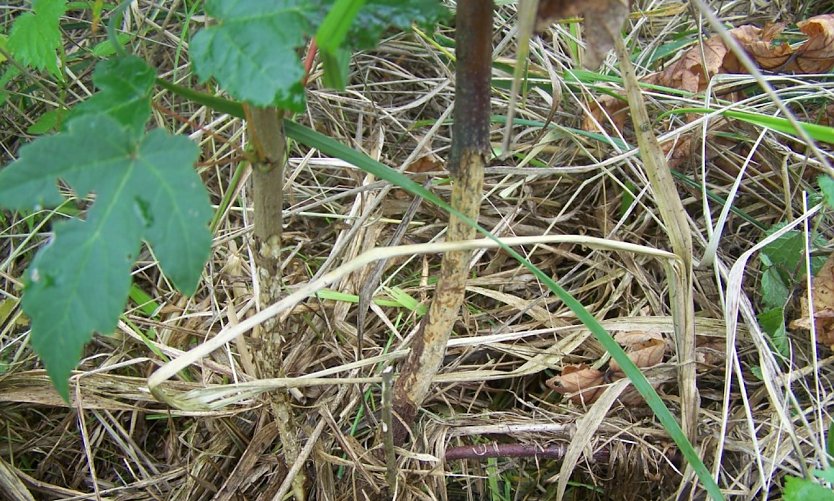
783,473,834,500
7,0,67,77
0,56,212,400
189,0,448,107
757,223,827,357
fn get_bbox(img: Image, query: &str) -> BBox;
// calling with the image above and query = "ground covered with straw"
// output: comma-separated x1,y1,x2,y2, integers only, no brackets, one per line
2,0,834,499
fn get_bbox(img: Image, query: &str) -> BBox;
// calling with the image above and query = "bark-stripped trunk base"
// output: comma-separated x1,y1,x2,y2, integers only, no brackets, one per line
247,107,307,500
391,150,485,446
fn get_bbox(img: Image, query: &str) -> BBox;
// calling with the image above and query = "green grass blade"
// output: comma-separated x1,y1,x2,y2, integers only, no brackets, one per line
724,110,834,144
315,0,366,53
669,107,834,145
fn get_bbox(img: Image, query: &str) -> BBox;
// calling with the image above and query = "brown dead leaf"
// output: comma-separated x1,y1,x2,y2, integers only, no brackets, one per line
695,336,725,372
586,14,834,145
791,15,834,73
733,23,792,71
535,0,632,69
655,35,731,94
546,331,669,407
652,15,834,94
405,154,444,174
609,331,666,376
790,251,834,348
546,365,605,405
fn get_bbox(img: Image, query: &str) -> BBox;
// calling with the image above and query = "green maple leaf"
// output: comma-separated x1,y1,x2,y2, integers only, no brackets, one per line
0,115,211,400
190,0,311,109
8,0,67,77
347,0,448,49
189,0,448,106
68,56,156,134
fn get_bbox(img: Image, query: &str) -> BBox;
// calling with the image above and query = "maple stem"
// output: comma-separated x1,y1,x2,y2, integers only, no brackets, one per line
244,104,306,501
390,0,492,446
302,38,319,87
246,105,285,242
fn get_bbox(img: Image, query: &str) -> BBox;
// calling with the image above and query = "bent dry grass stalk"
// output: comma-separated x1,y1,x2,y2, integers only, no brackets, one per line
148,233,679,400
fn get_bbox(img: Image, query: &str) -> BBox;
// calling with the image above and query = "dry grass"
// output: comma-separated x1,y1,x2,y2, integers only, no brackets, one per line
2,0,834,499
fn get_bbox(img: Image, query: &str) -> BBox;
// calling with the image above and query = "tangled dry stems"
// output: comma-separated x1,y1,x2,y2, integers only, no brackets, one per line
2,0,834,499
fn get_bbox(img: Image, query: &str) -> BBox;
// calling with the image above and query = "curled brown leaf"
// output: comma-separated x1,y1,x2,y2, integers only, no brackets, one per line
609,331,666,376
546,364,605,404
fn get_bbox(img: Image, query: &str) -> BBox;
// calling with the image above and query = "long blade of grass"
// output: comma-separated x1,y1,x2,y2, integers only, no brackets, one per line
669,107,834,145
725,110,834,144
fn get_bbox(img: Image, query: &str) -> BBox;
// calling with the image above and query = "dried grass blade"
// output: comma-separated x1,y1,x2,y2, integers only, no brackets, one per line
613,36,699,443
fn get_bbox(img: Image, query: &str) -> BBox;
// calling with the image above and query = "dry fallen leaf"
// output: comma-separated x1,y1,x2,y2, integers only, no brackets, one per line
654,14,834,94
585,14,834,148
547,331,668,406
609,331,666,376
546,364,605,405
535,0,632,69
405,154,444,174
790,15,834,73
790,251,834,348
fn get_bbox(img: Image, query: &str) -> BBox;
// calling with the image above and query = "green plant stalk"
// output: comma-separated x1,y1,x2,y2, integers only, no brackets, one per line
243,105,287,351
243,104,305,500
245,105,286,242
390,0,491,446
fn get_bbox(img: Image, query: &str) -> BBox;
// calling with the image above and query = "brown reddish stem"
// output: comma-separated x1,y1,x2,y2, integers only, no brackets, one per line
302,38,319,87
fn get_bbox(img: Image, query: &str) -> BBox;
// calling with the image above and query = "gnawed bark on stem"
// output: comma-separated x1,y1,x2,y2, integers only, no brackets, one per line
245,104,306,500
246,105,287,354
391,0,492,446
244,104,287,370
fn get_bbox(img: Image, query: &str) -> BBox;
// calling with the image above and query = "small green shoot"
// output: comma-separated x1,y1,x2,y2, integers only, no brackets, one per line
757,224,827,359
7,0,67,77
783,475,834,500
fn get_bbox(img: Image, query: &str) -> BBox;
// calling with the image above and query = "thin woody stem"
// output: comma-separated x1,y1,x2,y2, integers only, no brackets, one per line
390,0,493,446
